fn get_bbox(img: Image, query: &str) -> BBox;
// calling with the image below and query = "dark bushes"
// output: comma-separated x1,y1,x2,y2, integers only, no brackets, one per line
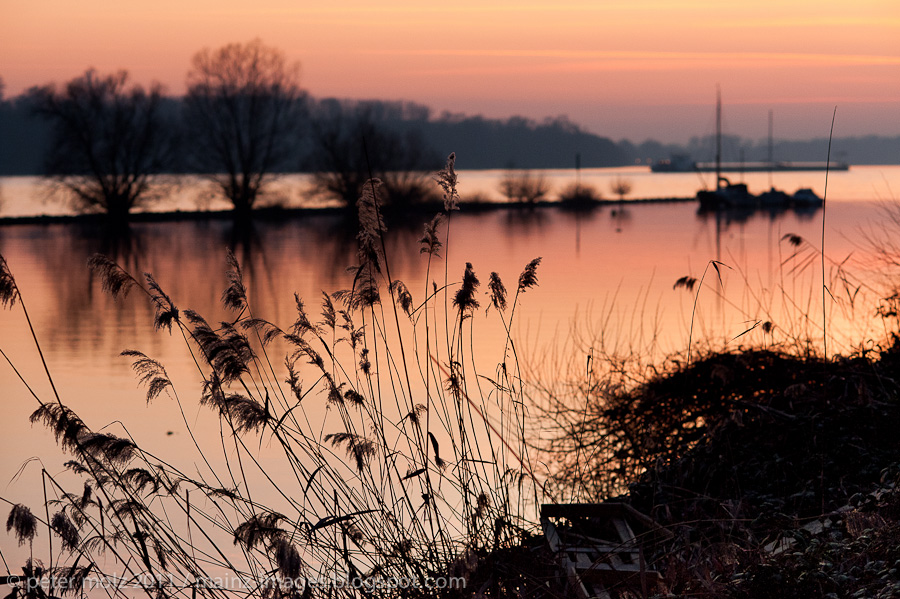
544,344,900,597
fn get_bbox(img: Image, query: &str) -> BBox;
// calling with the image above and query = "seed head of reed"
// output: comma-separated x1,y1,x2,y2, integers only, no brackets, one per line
488,272,507,312
517,257,542,293
0,255,20,308
50,511,80,551
6,504,37,546
121,349,172,404
435,152,459,211
222,249,248,312
88,254,139,301
420,214,444,256
453,262,480,316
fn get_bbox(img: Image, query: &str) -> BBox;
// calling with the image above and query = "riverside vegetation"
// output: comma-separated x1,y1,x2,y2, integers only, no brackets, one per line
4,154,900,598
0,155,551,598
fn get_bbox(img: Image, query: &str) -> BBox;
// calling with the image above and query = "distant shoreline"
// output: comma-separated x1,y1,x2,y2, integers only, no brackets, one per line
0,197,695,227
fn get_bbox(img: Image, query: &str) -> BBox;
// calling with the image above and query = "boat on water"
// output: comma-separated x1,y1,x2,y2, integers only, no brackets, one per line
697,178,823,211
692,91,826,211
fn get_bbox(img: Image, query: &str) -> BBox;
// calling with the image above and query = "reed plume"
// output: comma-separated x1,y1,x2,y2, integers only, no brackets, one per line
6,504,37,546
324,432,376,472
488,272,508,312
121,349,172,404
434,152,459,211
222,249,248,312
453,262,480,316
50,511,80,551
420,214,444,256
517,257,541,293
0,255,20,307
145,272,179,331
88,254,140,300
30,404,87,454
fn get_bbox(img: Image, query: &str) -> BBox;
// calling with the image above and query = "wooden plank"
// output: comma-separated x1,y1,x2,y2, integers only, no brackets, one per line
567,564,611,599
611,516,637,544
574,552,595,569
540,502,674,539
541,516,561,552
543,502,667,596
565,530,631,550
577,562,646,575
567,564,592,599
606,551,623,568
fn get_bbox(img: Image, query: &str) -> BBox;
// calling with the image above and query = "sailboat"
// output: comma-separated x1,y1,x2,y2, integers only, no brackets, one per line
696,89,756,209
695,92,824,211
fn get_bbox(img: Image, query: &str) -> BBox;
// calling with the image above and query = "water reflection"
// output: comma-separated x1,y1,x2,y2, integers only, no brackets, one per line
697,202,821,228
610,202,632,233
503,204,548,233
556,205,603,255
78,221,147,262
0,200,891,520
1,172,896,558
0,200,866,366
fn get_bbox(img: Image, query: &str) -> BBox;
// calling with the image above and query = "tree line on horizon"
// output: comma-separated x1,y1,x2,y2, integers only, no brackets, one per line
1,40,899,221
0,40,453,220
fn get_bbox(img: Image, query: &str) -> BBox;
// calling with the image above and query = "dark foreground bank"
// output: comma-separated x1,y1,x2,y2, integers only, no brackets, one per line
518,341,900,598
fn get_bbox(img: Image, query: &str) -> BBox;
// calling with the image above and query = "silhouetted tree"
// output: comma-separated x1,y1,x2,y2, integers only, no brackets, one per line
499,170,550,204
610,177,633,201
307,100,441,209
185,39,305,214
29,70,170,221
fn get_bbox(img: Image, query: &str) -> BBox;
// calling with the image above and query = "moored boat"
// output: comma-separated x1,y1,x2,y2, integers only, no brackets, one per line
698,184,822,211
694,91,825,212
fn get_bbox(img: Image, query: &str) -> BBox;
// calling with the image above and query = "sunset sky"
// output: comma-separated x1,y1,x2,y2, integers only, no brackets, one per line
1,0,898,142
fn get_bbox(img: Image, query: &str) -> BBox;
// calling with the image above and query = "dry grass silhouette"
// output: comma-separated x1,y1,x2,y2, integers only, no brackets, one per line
0,154,556,598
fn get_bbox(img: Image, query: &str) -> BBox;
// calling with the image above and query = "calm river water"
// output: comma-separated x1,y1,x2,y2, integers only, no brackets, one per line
1,165,899,550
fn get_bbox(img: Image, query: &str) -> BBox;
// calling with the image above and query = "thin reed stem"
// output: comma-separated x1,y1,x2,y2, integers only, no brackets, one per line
822,107,837,361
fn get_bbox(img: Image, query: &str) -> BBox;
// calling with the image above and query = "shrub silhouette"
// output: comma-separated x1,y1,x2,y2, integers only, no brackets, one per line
610,177,633,201
499,170,550,204
558,182,602,210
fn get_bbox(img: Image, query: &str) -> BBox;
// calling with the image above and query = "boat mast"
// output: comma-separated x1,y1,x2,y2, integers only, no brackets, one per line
767,109,774,187
715,86,722,189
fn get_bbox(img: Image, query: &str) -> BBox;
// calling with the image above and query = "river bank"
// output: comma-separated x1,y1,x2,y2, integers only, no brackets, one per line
553,342,900,597
0,196,695,226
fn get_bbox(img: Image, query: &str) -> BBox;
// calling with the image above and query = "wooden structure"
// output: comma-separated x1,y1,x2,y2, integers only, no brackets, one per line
541,503,671,599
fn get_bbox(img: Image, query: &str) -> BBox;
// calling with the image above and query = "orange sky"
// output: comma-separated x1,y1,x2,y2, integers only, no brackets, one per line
1,0,898,142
